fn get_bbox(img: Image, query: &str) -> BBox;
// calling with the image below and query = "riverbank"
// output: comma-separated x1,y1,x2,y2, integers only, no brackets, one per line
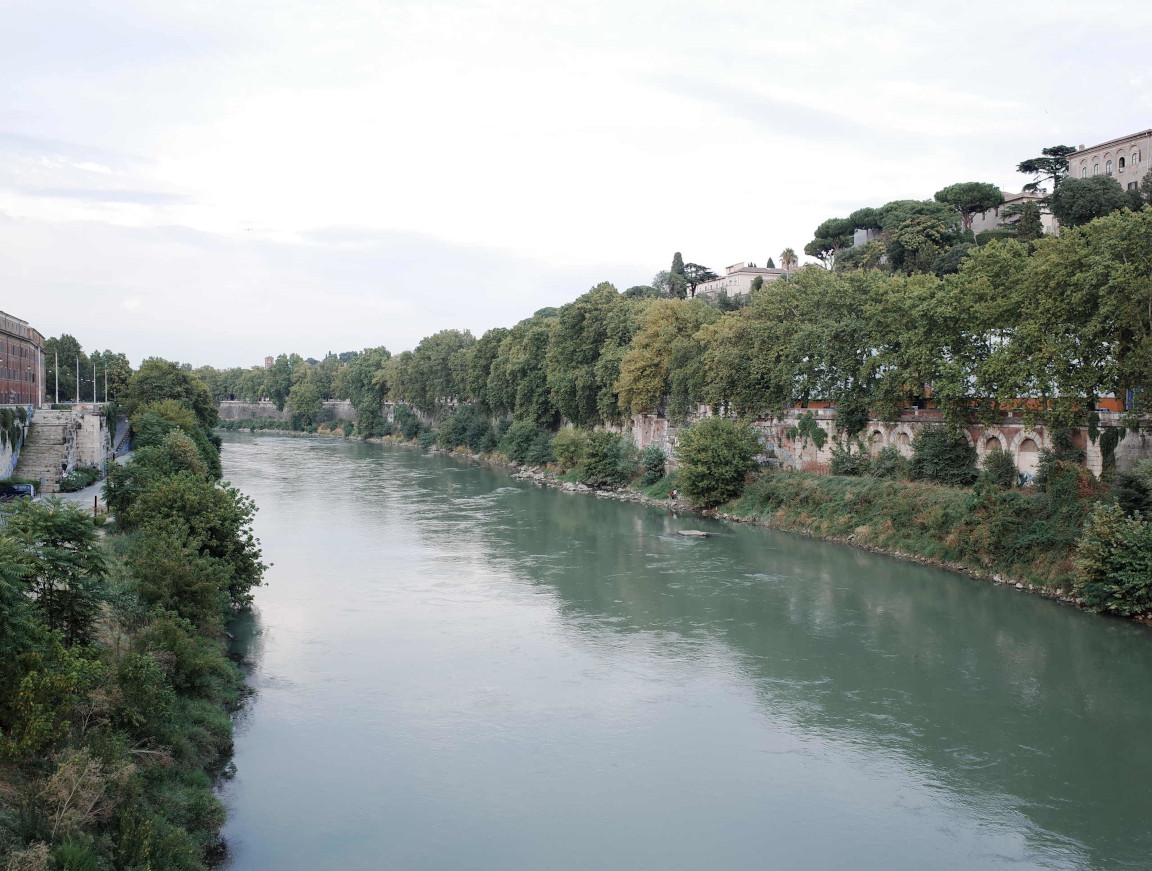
216,427,1118,621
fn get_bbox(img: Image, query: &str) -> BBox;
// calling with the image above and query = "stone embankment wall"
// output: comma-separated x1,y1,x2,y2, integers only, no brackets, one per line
217,399,358,421
629,407,1152,478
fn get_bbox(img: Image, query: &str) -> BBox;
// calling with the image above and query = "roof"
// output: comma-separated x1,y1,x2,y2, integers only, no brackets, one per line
1074,129,1152,155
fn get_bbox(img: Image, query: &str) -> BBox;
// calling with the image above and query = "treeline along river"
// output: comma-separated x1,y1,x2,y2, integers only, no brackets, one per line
218,433,1152,870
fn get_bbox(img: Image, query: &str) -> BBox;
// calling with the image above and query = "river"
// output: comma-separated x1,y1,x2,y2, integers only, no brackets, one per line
217,433,1152,870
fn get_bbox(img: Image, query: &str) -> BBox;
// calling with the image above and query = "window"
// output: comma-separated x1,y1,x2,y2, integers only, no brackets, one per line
1082,167,1089,178
1119,156,1126,170
1130,182,1138,191
1106,159,1113,176
1093,163,1100,175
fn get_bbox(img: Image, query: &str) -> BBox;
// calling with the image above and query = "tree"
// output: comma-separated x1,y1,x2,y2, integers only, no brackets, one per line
671,252,685,278
804,218,854,270
43,334,88,403
933,182,1005,234
765,258,776,269
848,207,882,233
885,215,951,274
88,350,132,402
1017,144,1077,193
123,358,217,429
682,263,719,297
263,354,293,410
2,499,108,646
674,417,760,507
1141,169,1152,206
750,275,764,292
1001,200,1045,241
1049,175,1131,229
546,283,634,426
780,248,798,271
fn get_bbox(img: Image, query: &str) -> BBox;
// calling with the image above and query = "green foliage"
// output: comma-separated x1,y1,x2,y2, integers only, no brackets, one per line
805,217,854,269
829,443,869,476
551,428,588,472
437,404,493,452
1016,144,1077,192
787,412,828,451
674,417,760,508
1049,175,1131,228
1074,503,1152,615
393,404,425,440
124,359,217,429
869,445,908,480
909,427,978,487
638,444,666,486
1113,459,1152,517
934,182,1004,232
58,465,102,492
2,499,108,646
499,421,555,466
578,432,637,488
979,447,1017,491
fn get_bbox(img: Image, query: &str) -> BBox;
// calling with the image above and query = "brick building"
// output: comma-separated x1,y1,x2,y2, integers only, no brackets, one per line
0,311,45,407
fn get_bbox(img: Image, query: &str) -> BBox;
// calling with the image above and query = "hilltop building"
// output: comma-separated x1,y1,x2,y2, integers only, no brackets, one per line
0,310,45,407
969,190,1058,236
694,262,792,298
1069,129,1151,191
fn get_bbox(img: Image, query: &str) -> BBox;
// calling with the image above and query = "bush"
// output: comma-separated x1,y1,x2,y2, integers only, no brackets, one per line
829,443,869,476
500,421,554,466
979,447,1017,490
394,404,424,440
418,430,438,449
343,422,354,438
909,427,978,487
1113,459,1152,517
59,465,102,492
551,428,588,472
1075,502,1152,616
638,445,666,486
869,445,908,480
674,418,760,508
579,432,636,488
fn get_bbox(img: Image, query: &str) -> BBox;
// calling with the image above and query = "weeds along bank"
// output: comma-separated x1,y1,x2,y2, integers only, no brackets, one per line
368,413,1152,623
0,359,265,870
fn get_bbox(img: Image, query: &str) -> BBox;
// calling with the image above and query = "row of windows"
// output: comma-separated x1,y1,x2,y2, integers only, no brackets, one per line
1081,149,1142,178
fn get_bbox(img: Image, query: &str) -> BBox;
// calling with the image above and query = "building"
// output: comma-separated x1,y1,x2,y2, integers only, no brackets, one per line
264,356,274,369
694,262,792,298
0,311,45,407
1069,129,1151,193
969,190,1058,236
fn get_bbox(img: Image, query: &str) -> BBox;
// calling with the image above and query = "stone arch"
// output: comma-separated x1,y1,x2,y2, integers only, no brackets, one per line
977,430,1008,458
1009,429,1045,478
892,425,914,458
868,429,886,455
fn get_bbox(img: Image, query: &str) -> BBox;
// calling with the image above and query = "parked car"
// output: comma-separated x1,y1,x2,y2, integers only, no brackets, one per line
0,482,37,503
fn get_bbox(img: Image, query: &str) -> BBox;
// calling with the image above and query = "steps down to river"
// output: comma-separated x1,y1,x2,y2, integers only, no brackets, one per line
14,409,75,493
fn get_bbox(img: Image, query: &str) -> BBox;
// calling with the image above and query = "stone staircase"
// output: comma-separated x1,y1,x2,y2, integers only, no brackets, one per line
14,409,75,494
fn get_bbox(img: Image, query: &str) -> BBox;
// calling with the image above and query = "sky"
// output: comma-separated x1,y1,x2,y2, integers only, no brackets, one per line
2,0,1150,368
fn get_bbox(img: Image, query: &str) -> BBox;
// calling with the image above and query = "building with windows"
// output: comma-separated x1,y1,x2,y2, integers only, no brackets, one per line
694,262,792,298
0,311,45,407
1069,129,1152,192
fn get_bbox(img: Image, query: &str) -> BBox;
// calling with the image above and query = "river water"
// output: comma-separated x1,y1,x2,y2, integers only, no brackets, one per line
218,433,1152,870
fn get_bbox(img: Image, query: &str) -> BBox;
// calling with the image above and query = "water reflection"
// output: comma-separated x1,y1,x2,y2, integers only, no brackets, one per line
219,435,1152,870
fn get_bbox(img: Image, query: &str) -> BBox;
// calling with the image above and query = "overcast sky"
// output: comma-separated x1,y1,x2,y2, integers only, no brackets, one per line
3,0,1150,367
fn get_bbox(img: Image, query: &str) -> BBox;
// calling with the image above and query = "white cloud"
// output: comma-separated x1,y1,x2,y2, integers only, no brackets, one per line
2,0,1150,360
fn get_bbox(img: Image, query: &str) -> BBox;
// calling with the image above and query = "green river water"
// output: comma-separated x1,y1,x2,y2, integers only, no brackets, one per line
218,433,1152,870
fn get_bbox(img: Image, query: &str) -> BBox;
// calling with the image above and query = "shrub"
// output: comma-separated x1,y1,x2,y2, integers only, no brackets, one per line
418,430,438,449
343,422,354,438
500,421,554,466
869,445,908,480
59,465,103,492
579,432,635,488
1074,502,1152,616
674,417,760,508
829,443,869,476
1114,459,1152,517
909,427,977,487
638,445,666,486
551,428,588,472
393,404,424,440
979,447,1017,490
